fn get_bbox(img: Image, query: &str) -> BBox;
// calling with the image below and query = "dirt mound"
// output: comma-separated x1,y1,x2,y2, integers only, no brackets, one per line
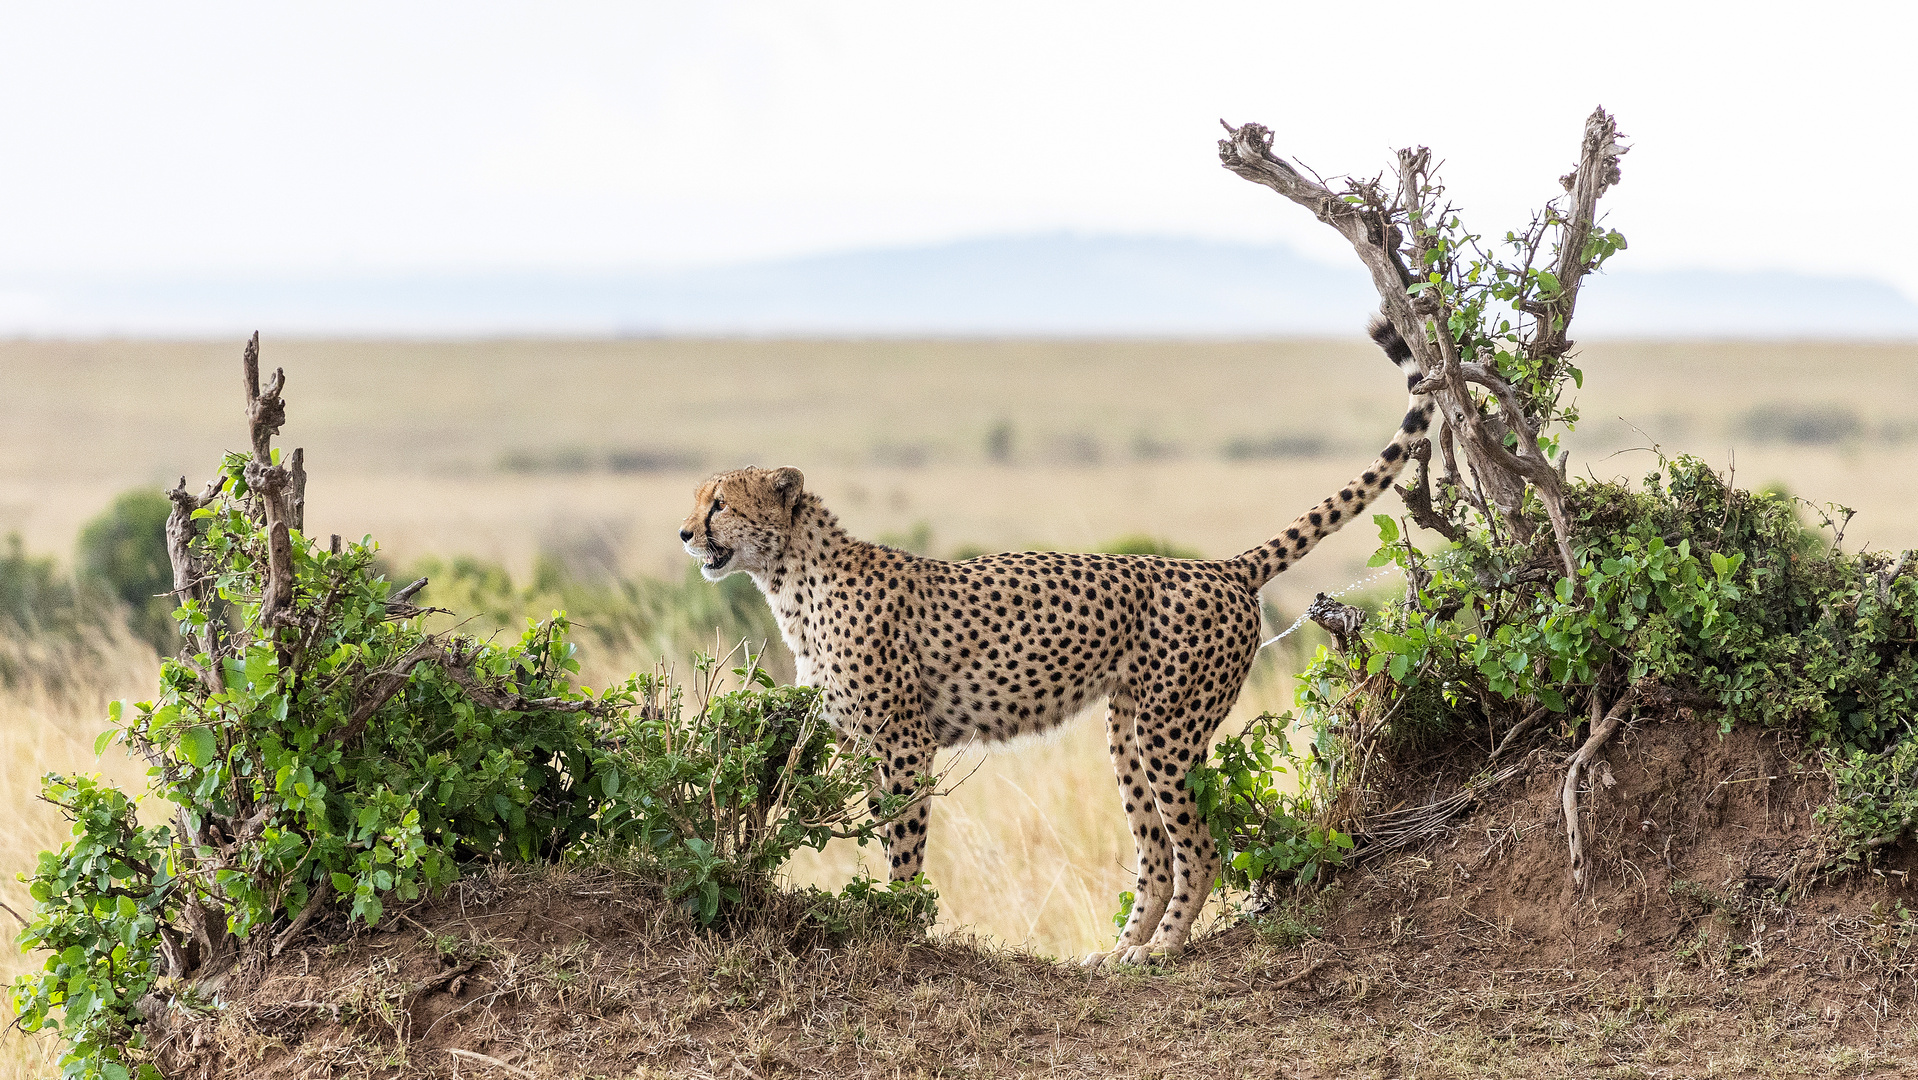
1283,716,1918,1020
149,719,1918,1079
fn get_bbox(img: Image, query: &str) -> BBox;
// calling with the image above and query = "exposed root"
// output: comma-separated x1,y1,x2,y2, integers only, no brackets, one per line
1269,958,1330,990
1562,688,1639,888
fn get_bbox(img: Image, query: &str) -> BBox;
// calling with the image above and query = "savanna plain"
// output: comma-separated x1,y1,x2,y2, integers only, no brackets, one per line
5,336,1918,1077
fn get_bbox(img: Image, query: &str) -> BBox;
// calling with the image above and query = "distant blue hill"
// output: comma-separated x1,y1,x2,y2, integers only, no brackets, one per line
4,235,1915,338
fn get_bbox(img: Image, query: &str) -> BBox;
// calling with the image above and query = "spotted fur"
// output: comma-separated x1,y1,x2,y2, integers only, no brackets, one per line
680,319,1432,967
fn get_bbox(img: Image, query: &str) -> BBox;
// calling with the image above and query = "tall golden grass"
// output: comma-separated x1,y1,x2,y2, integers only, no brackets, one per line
0,632,155,1079
783,649,1301,961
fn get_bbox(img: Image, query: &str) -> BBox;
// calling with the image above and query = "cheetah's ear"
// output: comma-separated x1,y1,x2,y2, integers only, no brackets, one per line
769,467,805,509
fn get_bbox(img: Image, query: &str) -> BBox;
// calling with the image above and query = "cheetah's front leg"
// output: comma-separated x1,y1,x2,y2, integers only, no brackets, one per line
873,729,937,881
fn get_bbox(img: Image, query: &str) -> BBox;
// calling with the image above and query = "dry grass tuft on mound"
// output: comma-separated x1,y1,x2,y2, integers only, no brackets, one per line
145,836,1918,1080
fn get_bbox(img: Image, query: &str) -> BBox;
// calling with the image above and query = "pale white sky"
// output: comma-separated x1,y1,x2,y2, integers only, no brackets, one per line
2,2,1914,297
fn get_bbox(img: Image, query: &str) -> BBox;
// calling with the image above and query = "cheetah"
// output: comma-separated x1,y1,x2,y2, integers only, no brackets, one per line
680,319,1432,967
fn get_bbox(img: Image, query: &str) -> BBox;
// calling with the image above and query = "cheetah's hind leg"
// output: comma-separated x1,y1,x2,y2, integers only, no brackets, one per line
1082,690,1176,970
1112,688,1234,967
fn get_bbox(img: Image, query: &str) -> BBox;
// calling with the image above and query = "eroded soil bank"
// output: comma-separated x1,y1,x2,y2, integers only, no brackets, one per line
152,718,1918,1079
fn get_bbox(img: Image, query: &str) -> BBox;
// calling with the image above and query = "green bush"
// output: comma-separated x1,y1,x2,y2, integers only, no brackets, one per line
1256,453,1918,881
75,489,176,652
588,652,909,924
1185,712,1352,893
10,450,898,1080
1186,456,1918,901
1345,456,1917,751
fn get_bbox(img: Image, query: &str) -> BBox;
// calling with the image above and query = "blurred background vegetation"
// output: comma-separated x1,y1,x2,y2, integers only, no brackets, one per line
3,336,1916,1075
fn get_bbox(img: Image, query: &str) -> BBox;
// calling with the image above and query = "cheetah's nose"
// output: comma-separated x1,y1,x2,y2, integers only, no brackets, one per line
679,528,694,542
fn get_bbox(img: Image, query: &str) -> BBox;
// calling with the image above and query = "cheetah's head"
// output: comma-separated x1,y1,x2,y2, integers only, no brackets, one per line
679,466,807,581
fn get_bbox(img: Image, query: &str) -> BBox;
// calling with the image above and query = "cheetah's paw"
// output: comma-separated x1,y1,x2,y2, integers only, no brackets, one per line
1116,942,1182,968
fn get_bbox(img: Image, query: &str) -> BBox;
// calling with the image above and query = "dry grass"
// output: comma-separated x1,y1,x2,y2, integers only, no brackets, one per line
0,637,155,1079
4,337,1916,590
150,863,1918,1079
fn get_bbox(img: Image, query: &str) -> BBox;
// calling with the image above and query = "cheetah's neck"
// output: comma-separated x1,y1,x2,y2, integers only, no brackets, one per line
753,493,848,672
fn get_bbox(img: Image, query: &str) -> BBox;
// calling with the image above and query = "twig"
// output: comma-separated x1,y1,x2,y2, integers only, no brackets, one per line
1393,439,1460,542
389,576,429,606
1270,958,1329,990
272,880,331,957
444,1049,536,1078
1489,705,1552,763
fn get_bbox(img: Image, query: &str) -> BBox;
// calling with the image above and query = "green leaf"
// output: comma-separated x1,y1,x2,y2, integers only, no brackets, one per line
181,727,217,768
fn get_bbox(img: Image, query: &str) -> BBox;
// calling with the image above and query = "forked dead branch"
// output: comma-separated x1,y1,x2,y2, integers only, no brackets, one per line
1220,109,1632,885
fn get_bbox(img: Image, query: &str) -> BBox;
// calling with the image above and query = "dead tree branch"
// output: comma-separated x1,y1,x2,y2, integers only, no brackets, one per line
1393,439,1462,543
1306,594,1367,656
1219,109,1627,584
164,473,225,675
242,332,302,634
1539,109,1629,362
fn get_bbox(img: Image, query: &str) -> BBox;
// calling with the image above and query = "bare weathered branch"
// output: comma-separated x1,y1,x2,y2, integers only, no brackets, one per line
288,446,307,533
1876,550,1914,608
390,577,429,606
1538,107,1627,361
272,879,330,957
164,473,225,668
1305,593,1367,656
1393,439,1461,543
1217,121,1428,369
239,333,300,632
242,332,285,461
1220,113,1622,586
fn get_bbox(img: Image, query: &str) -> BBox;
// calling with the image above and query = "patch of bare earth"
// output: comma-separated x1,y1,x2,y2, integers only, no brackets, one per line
153,718,1918,1078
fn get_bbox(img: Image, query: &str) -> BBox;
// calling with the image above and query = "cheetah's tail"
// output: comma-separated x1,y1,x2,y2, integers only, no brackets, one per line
1228,315,1434,590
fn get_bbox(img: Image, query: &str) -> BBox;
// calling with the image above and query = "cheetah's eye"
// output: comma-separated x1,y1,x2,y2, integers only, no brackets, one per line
713,499,726,512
